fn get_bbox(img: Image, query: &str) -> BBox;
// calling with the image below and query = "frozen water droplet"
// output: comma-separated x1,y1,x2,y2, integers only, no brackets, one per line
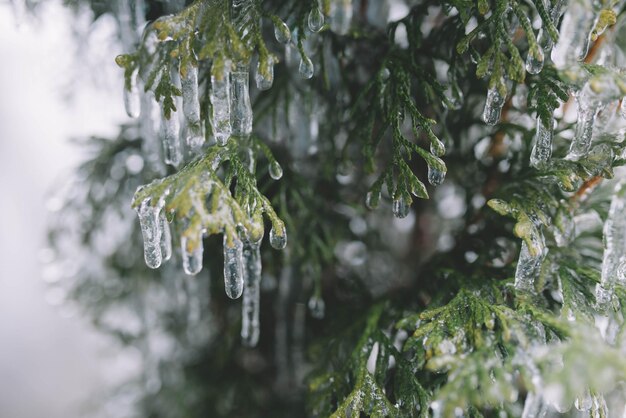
231,64,253,137
181,63,204,148
159,211,172,261
525,47,545,74
428,165,446,186
269,223,287,249
274,19,291,43
124,68,140,118
308,295,325,319
241,239,262,346
482,85,506,126
224,235,244,299
210,65,232,146
255,57,274,91
299,56,314,79
365,190,380,209
330,0,352,35
530,117,553,168
269,160,283,180
308,7,325,32
160,102,182,167
392,195,410,218
137,198,162,269
182,233,203,275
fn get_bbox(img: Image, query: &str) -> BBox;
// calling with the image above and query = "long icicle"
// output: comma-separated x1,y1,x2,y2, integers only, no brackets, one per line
181,62,204,148
223,235,244,299
241,238,262,347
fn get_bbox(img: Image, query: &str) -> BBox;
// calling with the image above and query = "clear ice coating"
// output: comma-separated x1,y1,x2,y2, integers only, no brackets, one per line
255,57,275,91
137,198,162,269
525,47,545,75
392,195,410,218
551,0,594,68
274,19,291,44
124,68,141,118
181,63,204,148
597,181,626,308
428,165,446,186
514,235,546,292
230,64,253,137
299,56,314,79
308,7,325,32
159,211,172,261
308,295,325,319
567,94,597,160
538,0,566,51
159,102,182,167
269,160,283,180
182,234,204,275
530,117,553,168
223,235,244,299
269,223,287,249
241,239,262,347
482,85,506,126
330,0,353,35
522,392,548,418
210,65,232,146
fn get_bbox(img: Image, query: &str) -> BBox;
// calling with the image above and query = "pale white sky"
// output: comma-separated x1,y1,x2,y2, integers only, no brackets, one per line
0,2,137,417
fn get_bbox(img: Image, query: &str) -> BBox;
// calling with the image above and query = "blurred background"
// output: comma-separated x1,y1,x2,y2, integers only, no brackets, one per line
0,2,137,417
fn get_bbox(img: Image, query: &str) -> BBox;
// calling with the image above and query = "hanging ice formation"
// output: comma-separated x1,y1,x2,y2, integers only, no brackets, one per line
124,68,141,118
596,181,626,310
514,213,547,292
241,238,262,346
525,0,566,74
210,62,232,146
181,62,204,148
159,99,183,167
529,116,553,168
551,0,595,69
231,64,253,137
482,79,506,126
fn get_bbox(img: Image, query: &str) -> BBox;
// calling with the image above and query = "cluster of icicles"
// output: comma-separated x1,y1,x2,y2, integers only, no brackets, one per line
122,0,358,346
501,0,626,294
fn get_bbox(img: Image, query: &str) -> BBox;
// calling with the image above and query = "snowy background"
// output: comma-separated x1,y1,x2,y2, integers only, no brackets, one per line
0,2,138,417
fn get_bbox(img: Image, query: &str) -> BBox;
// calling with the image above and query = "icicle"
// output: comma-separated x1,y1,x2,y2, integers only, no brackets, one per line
137,198,162,269
482,84,506,126
124,68,141,118
596,181,626,309
269,222,287,250
525,47,545,75
181,63,204,148
590,394,608,418
182,233,203,275
241,239,262,346
159,102,182,167
210,64,232,146
159,211,172,261
255,57,275,91
299,55,314,79
522,392,548,418
231,64,253,137
551,0,595,68
566,92,598,160
620,99,626,119
530,117,553,167
269,160,283,180
330,0,353,35
308,7,325,32
274,19,291,44
223,235,244,299
539,0,567,52
392,194,410,218
308,295,325,319
428,165,446,186
514,232,546,292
